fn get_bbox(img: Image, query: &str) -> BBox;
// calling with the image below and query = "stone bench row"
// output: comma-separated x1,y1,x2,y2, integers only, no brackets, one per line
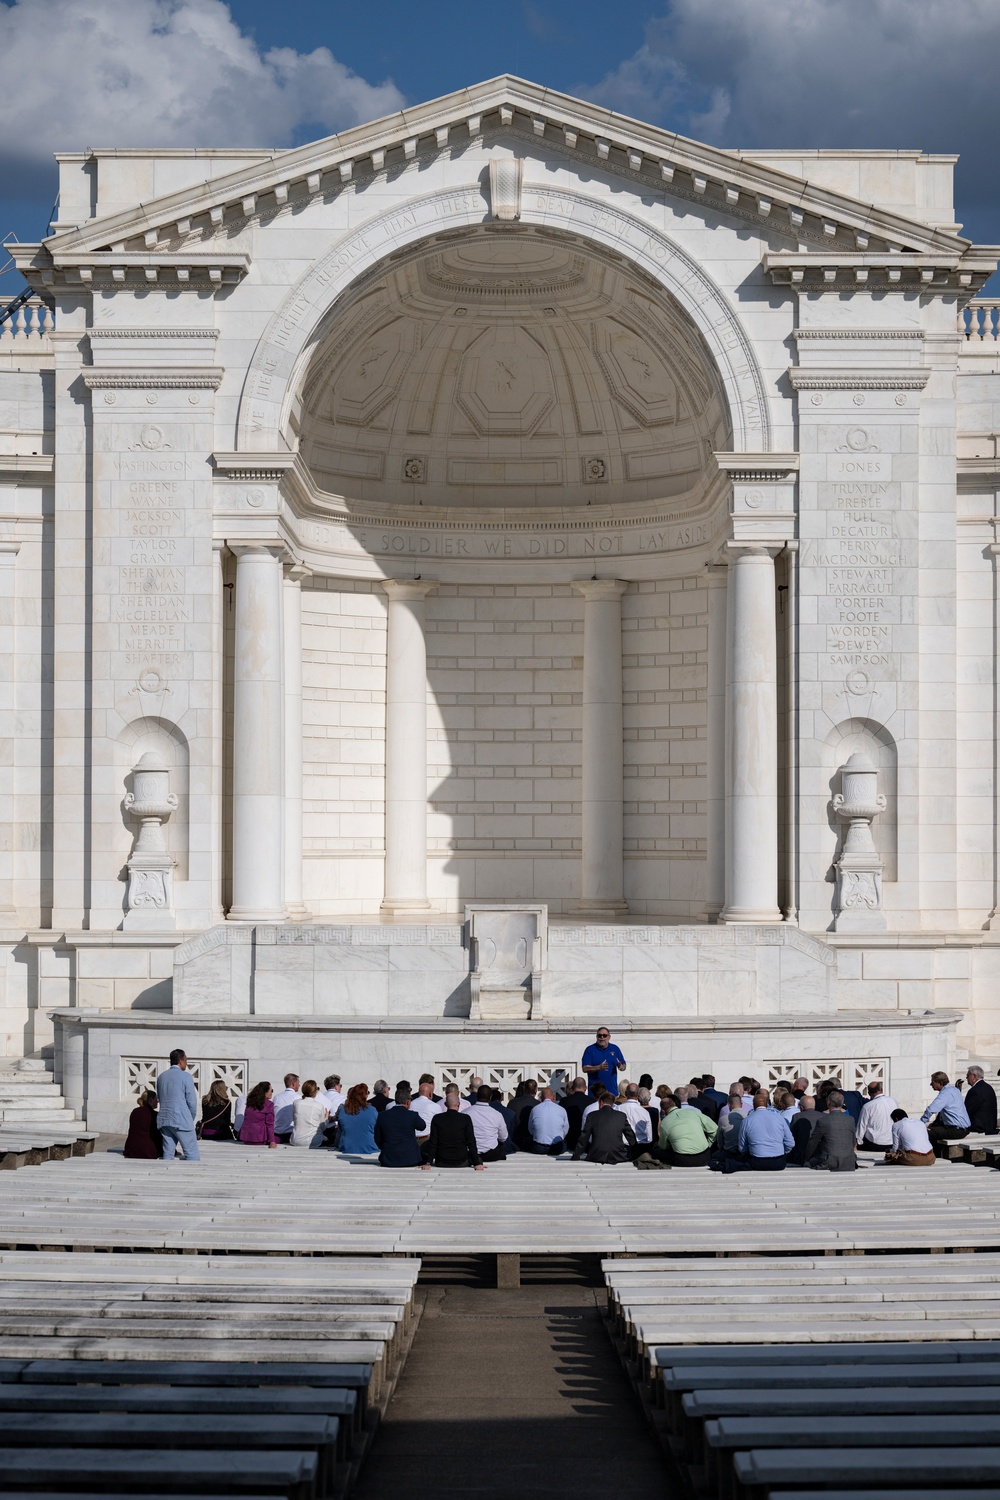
637,1344,1000,1500
0,1133,96,1170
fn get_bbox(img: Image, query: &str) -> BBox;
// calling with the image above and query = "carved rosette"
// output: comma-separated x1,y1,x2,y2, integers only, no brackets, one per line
122,751,178,930
831,753,887,933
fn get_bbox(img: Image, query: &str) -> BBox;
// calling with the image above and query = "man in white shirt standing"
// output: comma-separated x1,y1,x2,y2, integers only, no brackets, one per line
468,1084,509,1161
528,1087,570,1155
272,1073,301,1144
856,1080,898,1151
885,1108,935,1166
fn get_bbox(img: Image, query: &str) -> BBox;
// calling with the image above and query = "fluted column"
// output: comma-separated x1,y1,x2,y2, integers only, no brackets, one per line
572,580,628,915
283,565,309,919
228,545,286,923
381,579,436,914
721,545,782,923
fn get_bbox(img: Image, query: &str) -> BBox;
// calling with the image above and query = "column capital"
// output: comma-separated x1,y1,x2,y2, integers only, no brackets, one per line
283,563,311,583
725,540,783,560
228,542,287,562
570,578,628,600
381,578,437,601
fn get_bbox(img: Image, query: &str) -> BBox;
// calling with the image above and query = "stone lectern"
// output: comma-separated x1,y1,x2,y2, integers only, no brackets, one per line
466,904,547,1021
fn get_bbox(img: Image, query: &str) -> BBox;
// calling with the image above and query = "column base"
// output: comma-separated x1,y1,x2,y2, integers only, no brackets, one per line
284,902,311,922
380,897,435,916
572,898,629,917
226,907,288,924
719,906,784,925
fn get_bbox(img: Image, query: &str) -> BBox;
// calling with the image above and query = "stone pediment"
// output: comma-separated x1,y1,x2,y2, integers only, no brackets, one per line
17,75,982,291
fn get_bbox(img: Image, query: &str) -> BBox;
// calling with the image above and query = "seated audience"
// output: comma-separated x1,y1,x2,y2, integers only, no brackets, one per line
272,1073,301,1145
563,1077,591,1152
336,1083,378,1154
963,1065,998,1134
658,1096,717,1166
374,1086,428,1169
321,1075,345,1117
772,1087,799,1119
921,1070,972,1152
737,1089,794,1171
686,1079,720,1123
618,1084,653,1146
427,1092,483,1169
290,1079,329,1148
711,1098,746,1171
239,1081,277,1148
700,1074,729,1111
855,1080,897,1151
788,1095,819,1165
803,1090,857,1170
884,1107,935,1166
199,1080,235,1143
123,1088,162,1159
371,1079,391,1114
490,1088,518,1156
469,1084,509,1162
572,1094,637,1164
409,1078,445,1154
528,1086,569,1156
511,1079,539,1147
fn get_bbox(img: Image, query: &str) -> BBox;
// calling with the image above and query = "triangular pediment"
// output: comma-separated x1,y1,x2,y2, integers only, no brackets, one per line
20,74,982,280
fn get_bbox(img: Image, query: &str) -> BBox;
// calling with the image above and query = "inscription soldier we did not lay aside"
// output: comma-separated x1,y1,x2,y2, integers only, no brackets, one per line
811,428,906,699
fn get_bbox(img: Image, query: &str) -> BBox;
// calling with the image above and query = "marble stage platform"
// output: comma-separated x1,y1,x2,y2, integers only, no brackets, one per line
49,915,962,1132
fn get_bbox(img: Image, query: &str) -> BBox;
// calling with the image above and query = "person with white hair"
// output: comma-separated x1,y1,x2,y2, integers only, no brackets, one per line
963,1065,998,1134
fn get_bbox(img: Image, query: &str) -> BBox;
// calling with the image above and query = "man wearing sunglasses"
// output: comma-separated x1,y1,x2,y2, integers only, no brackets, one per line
581,1027,627,1100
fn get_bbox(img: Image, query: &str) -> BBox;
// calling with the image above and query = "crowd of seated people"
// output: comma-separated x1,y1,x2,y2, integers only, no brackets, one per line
132,1049,997,1168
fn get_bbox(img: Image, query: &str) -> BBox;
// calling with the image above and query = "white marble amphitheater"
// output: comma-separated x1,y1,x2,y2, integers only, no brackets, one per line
2,75,1000,1131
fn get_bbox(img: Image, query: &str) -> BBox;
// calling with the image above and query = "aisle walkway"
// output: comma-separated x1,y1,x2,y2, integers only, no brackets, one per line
354,1284,667,1500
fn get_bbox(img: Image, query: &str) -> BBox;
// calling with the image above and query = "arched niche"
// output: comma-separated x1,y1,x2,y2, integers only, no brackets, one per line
237,185,772,460
825,718,898,883
117,717,190,884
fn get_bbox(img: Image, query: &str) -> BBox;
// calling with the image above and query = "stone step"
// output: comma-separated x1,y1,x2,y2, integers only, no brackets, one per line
0,1108,79,1125
0,1083,65,1098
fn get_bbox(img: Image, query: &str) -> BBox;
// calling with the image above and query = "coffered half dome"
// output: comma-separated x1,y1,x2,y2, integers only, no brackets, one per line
293,226,731,509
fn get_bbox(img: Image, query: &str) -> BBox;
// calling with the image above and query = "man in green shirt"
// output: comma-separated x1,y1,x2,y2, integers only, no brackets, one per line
657,1098,717,1166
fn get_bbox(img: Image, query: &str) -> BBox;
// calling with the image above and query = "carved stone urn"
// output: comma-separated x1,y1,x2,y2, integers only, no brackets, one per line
122,751,178,929
831,752,887,932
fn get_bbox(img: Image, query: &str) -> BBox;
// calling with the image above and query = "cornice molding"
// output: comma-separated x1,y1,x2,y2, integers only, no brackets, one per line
765,250,996,294
88,328,219,341
0,454,54,478
787,369,930,391
82,368,224,389
793,328,925,341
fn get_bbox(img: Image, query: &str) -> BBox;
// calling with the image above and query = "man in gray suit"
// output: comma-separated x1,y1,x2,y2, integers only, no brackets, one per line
804,1090,856,1171
156,1048,200,1162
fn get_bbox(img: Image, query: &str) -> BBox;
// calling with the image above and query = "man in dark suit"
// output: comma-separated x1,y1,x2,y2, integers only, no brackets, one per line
804,1092,857,1170
427,1094,484,1169
563,1076,591,1152
572,1095,637,1164
964,1066,998,1134
687,1079,720,1123
700,1073,729,1112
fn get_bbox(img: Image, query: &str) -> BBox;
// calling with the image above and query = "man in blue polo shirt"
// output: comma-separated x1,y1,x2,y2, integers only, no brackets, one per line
582,1027,626,1099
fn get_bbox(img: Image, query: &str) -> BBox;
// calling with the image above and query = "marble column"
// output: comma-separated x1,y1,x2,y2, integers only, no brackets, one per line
0,542,18,920
572,580,628,915
283,565,309,919
381,580,436,914
228,545,286,923
705,564,727,921
721,545,782,924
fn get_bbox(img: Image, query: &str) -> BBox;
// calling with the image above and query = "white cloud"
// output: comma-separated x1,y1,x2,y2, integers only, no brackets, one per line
0,0,405,182
587,0,1000,232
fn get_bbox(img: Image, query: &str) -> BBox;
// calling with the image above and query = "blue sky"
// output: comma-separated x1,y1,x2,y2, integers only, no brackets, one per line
1,0,998,280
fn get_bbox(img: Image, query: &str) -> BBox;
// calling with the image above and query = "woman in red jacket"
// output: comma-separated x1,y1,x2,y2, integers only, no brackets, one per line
123,1089,162,1159
238,1080,277,1148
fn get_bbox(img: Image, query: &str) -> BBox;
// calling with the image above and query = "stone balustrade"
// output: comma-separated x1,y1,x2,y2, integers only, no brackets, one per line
0,295,54,343
961,299,1000,339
